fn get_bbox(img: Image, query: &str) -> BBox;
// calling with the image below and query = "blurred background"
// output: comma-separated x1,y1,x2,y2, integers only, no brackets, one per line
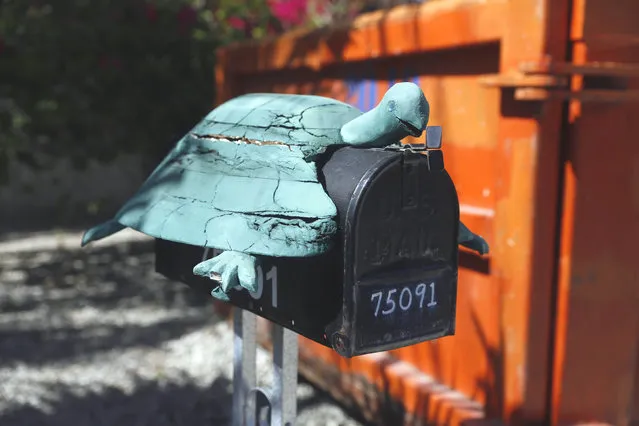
0,1,425,425
2,0,638,425
0,0,424,231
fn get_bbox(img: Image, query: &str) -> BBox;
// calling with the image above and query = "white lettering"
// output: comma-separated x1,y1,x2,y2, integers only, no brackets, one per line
250,265,264,300
371,291,383,317
266,266,278,308
427,282,437,307
399,287,412,311
382,289,397,315
416,283,426,308
371,282,438,318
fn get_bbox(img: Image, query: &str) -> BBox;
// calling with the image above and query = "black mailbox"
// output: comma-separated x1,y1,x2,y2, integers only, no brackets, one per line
155,145,459,357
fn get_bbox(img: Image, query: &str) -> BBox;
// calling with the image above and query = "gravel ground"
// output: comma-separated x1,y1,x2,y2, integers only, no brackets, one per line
0,229,366,426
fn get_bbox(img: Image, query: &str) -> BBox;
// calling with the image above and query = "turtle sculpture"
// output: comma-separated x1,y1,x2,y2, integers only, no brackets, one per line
82,82,489,301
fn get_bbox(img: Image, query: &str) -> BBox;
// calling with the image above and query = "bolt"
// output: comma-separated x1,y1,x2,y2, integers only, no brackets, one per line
332,333,349,356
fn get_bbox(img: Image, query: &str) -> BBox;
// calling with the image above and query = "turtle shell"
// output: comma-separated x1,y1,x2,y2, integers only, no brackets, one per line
82,93,363,257
194,93,363,157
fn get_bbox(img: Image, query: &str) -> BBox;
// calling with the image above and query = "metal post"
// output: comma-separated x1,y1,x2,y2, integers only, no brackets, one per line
232,310,299,426
232,308,257,426
270,324,298,426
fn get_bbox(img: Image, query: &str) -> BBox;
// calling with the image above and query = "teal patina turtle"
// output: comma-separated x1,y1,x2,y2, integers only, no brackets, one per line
82,82,488,300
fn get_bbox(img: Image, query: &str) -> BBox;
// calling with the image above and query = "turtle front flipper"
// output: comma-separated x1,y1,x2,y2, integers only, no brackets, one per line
458,221,490,256
81,220,126,247
193,251,258,301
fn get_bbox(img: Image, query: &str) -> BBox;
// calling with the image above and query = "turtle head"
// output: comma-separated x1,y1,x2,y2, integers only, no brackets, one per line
339,81,430,146
382,82,430,138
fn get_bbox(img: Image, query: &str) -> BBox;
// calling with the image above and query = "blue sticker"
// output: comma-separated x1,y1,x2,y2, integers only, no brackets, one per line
345,78,377,112
368,78,377,111
388,67,420,88
345,70,418,112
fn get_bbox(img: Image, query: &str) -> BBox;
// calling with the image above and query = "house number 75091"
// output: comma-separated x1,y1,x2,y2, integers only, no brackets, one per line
370,282,437,317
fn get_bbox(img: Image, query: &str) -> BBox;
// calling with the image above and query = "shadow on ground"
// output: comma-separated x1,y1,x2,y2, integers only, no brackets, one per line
0,239,213,367
0,378,233,426
0,376,371,426
0,234,368,426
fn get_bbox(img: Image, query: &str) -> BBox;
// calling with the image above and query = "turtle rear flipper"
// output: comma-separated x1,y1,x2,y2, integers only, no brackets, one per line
458,221,489,255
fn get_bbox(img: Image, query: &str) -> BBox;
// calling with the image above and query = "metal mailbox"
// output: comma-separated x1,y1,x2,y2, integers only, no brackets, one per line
156,144,460,357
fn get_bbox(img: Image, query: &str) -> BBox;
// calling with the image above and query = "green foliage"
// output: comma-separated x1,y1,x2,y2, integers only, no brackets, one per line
214,0,279,39
0,0,274,180
0,0,419,182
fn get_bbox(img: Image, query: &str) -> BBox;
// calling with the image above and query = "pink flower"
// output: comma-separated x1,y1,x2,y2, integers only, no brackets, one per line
310,0,327,15
227,16,246,30
268,0,308,26
177,5,197,34
143,3,158,23
267,22,278,35
98,55,110,69
98,56,122,70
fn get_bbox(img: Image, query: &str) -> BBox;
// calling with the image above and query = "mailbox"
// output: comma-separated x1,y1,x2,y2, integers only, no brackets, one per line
155,144,459,358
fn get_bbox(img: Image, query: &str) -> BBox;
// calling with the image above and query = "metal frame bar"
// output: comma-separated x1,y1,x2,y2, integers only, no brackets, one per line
232,309,299,426
233,309,257,426
270,324,298,426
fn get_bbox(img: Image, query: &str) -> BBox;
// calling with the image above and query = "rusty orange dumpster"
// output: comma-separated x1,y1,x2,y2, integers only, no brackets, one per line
214,1,639,424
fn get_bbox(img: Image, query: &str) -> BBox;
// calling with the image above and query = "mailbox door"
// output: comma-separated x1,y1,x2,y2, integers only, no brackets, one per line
323,147,460,357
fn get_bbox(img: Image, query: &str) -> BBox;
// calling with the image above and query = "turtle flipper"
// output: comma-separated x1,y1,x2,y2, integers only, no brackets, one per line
193,251,258,301
458,221,489,255
81,220,126,247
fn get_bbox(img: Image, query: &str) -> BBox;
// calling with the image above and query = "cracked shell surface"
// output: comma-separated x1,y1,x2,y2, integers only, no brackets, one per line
81,93,363,257
84,135,338,257
195,93,363,157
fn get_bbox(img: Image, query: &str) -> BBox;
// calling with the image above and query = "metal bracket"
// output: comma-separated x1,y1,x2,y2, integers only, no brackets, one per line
385,125,443,152
479,57,639,103
232,309,299,426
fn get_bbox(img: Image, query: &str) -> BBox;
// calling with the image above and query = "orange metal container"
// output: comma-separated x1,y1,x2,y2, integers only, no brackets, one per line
214,1,639,424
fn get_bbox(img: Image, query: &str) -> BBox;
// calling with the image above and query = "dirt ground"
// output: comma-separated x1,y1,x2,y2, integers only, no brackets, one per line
0,229,366,426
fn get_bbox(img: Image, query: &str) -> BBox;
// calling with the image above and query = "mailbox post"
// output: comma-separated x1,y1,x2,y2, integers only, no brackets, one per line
231,309,297,426
155,129,463,425
79,80,488,425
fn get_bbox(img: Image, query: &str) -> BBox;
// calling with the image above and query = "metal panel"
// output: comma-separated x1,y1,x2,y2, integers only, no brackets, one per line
214,0,573,424
550,0,639,424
